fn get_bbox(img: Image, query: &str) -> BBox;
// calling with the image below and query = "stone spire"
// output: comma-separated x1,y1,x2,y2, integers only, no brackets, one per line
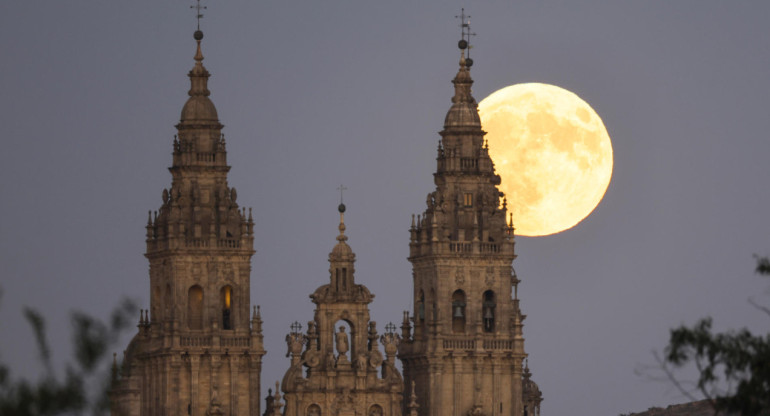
408,30,512,251
322,202,361,301
180,29,219,125
145,29,254,256
444,51,481,130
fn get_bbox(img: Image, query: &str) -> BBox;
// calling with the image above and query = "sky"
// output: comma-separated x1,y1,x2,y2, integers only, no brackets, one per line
1,1,770,415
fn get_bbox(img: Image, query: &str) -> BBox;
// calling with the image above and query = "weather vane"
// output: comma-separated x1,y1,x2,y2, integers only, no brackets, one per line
455,8,476,60
191,0,207,30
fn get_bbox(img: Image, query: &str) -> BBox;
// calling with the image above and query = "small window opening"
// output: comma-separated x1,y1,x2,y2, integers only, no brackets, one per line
483,290,496,332
452,290,466,333
221,285,233,330
188,285,203,330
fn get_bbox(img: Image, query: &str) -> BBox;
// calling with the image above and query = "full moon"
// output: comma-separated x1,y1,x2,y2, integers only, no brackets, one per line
478,83,613,236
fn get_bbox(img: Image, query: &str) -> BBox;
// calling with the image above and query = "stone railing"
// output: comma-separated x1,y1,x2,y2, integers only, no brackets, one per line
185,239,210,248
183,238,241,249
415,241,508,257
479,243,500,253
441,338,514,352
448,243,473,253
443,339,476,350
221,336,250,347
482,339,513,350
180,336,212,347
180,335,251,348
216,239,240,248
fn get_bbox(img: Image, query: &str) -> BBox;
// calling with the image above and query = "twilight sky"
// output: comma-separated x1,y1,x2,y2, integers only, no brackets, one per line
2,2,770,415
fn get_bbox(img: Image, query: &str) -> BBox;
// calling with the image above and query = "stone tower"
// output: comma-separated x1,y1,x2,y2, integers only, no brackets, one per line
278,205,404,416
110,29,266,416
397,29,530,416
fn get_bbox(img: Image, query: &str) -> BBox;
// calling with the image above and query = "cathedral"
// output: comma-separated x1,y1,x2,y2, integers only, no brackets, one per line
110,18,544,416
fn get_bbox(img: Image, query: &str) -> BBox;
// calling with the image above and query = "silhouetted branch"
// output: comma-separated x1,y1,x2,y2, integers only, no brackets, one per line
747,297,770,318
22,307,53,376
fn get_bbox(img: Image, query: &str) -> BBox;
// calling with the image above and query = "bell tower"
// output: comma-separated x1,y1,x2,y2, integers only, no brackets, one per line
397,14,529,416
110,27,266,416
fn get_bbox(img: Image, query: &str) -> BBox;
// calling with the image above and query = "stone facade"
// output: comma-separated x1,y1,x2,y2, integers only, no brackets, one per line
109,30,266,416
111,22,543,416
276,207,404,416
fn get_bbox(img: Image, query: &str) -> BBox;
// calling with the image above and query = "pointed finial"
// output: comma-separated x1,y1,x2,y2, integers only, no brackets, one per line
111,352,118,383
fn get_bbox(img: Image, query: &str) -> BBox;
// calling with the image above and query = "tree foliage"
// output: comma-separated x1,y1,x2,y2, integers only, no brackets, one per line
0,293,137,416
661,256,770,416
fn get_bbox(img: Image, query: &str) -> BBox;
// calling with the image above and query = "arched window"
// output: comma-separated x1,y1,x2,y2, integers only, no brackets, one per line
483,290,496,333
417,290,425,323
220,285,233,330
307,404,321,416
188,285,203,330
368,405,383,416
451,290,466,333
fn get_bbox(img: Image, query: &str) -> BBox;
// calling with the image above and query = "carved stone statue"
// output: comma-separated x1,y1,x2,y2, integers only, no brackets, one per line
335,326,349,357
356,353,367,372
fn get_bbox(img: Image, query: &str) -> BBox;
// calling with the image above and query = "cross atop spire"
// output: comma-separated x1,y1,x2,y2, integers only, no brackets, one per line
337,184,347,205
337,184,348,217
191,0,207,30
455,8,476,62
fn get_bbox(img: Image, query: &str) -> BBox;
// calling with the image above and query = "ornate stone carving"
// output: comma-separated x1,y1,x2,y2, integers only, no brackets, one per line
455,267,465,285
331,389,355,416
467,405,484,416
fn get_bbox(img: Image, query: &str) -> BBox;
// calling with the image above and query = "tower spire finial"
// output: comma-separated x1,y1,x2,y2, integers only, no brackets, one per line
337,184,348,221
336,185,348,240
191,0,207,31
455,8,476,65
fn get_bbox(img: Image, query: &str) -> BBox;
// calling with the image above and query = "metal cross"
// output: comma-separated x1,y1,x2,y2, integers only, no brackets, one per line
337,184,348,204
385,322,396,335
190,0,207,30
290,321,302,334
